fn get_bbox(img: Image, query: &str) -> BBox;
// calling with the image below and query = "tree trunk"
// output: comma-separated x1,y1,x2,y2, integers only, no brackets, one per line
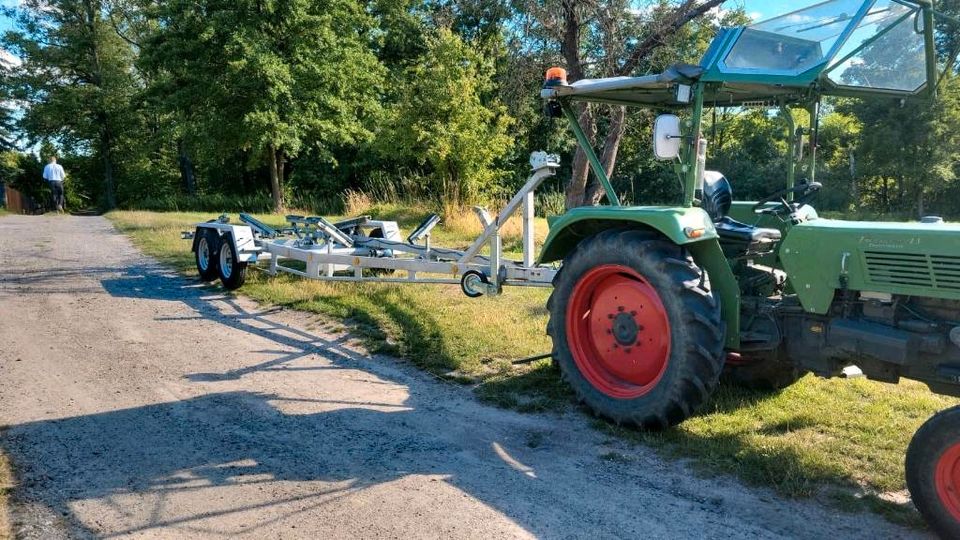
565,104,596,209
897,175,905,209
268,146,284,213
918,189,925,218
585,105,627,205
882,177,889,210
100,125,117,209
849,148,858,207
177,138,196,195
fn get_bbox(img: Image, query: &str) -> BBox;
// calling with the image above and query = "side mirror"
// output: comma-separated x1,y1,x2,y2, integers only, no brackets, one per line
653,114,682,161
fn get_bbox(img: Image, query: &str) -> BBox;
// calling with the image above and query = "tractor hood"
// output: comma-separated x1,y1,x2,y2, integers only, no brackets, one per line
779,218,960,314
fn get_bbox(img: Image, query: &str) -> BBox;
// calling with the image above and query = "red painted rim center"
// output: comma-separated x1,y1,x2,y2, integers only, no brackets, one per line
566,265,671,399
936,442,960,522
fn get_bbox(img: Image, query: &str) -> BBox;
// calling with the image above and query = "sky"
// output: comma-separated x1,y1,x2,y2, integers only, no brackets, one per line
730,0,799,21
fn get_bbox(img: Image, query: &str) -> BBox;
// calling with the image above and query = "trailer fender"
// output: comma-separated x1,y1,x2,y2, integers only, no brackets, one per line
194,223,259,263
539,206,739,349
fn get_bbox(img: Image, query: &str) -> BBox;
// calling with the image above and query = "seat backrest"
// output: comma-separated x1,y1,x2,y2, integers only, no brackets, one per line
702,171,732,221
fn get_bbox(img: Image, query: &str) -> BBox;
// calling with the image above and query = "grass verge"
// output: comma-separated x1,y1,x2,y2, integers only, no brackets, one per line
107,208,960,527
0,438,12,540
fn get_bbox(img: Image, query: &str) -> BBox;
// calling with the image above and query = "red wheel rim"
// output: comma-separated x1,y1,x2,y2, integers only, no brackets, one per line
565,265,671,399
936,442,960,521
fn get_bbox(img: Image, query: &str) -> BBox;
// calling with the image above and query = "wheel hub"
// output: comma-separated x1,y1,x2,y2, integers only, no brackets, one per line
936,442,960,521
198,238,210,270
220,244,233,277
567,265,672,399
611,311,641,346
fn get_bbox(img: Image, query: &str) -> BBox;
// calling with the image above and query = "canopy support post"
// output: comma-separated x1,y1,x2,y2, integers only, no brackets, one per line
560,101,621,207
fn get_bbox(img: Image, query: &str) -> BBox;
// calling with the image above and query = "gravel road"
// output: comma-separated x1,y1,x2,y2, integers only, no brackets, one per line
0,214,929,539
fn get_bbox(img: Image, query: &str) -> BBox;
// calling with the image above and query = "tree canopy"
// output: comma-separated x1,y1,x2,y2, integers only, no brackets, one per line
0,0,959,220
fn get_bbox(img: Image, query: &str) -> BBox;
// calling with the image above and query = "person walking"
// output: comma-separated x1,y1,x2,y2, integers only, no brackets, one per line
42,156,67,213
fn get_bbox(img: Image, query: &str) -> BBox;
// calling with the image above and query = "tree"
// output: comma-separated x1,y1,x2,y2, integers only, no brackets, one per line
378,27,513,206
3,0,139,209
843,76,960,217
0,54,16,151
520,0,727,209
142,0,385,212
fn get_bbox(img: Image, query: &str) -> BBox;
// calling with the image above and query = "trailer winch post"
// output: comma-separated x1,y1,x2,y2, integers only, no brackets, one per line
523,190,535,268
460,152,560,270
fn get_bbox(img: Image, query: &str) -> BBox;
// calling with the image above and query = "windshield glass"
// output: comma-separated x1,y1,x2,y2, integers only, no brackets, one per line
725,0,867,73
722,0,922,80
826,1,926,91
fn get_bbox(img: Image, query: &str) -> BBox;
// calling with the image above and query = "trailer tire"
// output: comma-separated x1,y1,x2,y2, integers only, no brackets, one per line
546,229,725,430
195,228,220,282
217,233,247,290
906,405,960,539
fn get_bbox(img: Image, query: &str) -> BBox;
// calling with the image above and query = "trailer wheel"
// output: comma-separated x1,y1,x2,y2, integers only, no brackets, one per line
906,405,960,538
547,229,725,429
195,229,220,282
217,233,247,290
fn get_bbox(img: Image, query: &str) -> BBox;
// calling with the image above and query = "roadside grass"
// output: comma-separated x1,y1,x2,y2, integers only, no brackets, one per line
0,432,12,540
107,208,960,527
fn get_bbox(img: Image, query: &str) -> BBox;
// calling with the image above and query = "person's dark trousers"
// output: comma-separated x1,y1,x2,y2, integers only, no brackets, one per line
49,181,65,211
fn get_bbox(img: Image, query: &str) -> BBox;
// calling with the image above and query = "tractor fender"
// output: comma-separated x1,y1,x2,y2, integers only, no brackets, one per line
539,206,740,350
538,206,719,264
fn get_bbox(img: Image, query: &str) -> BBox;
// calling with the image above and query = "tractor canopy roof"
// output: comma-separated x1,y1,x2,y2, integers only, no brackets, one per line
542,0,941,107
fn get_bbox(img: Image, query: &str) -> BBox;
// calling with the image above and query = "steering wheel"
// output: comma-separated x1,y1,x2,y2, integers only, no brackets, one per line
752,182,822,215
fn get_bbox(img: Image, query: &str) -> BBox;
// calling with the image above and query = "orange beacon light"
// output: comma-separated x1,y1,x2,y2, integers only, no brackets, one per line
544,67,568,87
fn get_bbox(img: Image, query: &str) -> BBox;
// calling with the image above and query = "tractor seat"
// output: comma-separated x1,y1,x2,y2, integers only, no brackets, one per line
714,216,782,243
701,171,782,253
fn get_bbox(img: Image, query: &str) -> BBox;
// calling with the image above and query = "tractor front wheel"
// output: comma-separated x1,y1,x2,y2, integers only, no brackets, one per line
547,229,725,429
906,405,960,538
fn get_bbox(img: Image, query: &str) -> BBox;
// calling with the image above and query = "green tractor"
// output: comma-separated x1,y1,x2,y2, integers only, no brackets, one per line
539,0,960,535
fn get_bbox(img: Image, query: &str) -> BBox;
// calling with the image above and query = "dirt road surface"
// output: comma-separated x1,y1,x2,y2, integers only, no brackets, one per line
0,215,928,539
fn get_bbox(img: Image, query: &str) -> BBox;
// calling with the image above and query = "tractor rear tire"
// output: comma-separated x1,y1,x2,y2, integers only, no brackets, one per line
195,229,220,282
906,405,960,539
217,233,248,290
546,229,725,430
724,358,804,391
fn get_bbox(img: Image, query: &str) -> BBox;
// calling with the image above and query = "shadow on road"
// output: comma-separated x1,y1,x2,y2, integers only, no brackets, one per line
2,264,586,537
1,254,914,538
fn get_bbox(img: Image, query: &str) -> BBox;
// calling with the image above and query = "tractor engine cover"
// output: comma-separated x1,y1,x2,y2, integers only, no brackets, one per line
778,219,960,315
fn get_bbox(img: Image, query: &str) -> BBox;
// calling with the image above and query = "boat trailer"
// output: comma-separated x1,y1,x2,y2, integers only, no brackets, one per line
184,152,561,296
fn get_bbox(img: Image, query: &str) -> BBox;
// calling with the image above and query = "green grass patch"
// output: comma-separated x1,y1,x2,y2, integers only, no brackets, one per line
0,439,12,540
106,209,960,527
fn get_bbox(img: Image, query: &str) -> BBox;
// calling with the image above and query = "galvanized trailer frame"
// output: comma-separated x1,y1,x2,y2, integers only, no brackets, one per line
186,152,562,296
